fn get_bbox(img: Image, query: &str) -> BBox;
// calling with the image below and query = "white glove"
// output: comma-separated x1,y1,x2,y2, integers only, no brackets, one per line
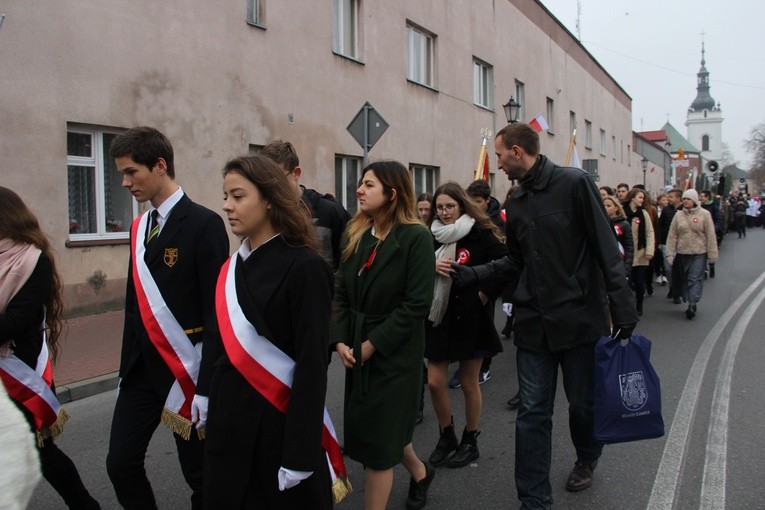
190,395,208,430
502,302,513,317
278,467,313,491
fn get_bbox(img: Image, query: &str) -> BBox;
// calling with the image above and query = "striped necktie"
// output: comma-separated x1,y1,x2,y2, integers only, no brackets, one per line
146,210,160,244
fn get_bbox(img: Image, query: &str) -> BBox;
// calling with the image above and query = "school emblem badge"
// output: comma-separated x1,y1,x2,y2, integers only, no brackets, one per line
619,371,647,411
164,248,178,268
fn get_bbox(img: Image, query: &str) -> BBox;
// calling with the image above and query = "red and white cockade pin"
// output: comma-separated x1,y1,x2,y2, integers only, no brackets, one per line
457,248,471,265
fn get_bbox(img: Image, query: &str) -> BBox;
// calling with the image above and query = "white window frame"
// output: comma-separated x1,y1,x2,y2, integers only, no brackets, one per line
584,120,592,149
515,80,526,122
246,0,265,27
612,135,617,160
67,127,137,242
410,164,439,197
569,111,576,137
407,22,435,88
333,0,359,59
546,97,555,134
335,155,363,215
472,58,493,109
627,144,631,166
599,129,606,156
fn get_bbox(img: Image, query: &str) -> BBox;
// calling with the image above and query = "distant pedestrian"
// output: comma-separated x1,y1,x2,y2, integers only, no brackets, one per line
624,188,655,316
602,195,633,279
666,189,718,319
0,186,100,509
417,193,434,224
659,189,683,302
331,161,436,510
106,127,229,509
733,197,747,238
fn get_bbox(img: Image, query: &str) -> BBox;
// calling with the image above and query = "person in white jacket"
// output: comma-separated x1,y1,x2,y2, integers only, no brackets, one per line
0,379,41,510
666,189,718,319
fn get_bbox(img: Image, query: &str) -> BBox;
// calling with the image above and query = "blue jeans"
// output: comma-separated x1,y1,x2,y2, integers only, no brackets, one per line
515,344,603,510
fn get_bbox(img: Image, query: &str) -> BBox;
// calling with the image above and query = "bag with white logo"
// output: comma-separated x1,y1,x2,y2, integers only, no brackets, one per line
594,333,664,443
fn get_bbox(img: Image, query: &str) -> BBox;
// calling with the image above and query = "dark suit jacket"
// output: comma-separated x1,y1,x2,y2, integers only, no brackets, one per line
120,193,229,396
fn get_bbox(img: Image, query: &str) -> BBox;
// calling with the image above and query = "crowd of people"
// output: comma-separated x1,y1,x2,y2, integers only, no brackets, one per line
0,122,760,510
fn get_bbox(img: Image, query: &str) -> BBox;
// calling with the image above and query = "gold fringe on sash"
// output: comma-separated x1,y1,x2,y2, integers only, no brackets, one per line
161,407,193,441
196,426,206,441
332,477,353,504
36,407,70,448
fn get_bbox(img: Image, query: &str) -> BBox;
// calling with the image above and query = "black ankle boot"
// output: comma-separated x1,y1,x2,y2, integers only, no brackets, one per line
428,419,458,467
406,462,435,510
446,428,480,468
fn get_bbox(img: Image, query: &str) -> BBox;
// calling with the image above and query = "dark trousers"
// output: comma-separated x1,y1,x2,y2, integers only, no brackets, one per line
515,344,602,510
18,405,100,509
631,266,647,310
106,368,204,510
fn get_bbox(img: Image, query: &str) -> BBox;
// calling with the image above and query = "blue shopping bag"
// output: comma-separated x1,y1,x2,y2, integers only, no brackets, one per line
594,333,664,444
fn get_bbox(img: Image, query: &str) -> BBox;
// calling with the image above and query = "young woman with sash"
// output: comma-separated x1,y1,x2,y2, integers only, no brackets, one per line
0,186,100,509
332,161,436,510
205,155,348,509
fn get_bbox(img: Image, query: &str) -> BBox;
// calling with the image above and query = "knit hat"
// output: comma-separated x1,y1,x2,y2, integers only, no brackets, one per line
682,189,699,205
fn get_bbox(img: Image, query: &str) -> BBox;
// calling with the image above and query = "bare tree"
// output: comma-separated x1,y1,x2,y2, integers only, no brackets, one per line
745,123,765,193
719,142,736,168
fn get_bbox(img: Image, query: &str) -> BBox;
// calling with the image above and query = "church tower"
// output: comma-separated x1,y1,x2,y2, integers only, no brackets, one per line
685,42,723,166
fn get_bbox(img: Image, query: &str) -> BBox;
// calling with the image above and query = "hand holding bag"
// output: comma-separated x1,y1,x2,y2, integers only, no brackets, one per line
594,333,665,444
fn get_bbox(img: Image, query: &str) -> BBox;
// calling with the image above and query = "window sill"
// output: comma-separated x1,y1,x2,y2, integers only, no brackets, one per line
332,51,365,65
406,79,439,93
473,103,494,113
66,238,130,248
246,20,267,30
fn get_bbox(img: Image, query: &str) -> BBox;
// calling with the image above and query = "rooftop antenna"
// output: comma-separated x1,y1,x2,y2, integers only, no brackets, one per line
575,0,582,40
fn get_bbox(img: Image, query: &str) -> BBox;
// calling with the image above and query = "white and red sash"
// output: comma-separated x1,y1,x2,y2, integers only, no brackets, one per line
215,255,352,503
130,213,201,440
0,330,69,447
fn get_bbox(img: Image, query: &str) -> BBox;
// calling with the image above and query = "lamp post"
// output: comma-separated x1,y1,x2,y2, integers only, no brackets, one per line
641,157,648,187
503,97,521,124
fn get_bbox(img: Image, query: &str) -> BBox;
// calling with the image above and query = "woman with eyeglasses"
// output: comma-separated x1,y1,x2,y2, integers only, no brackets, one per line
424,182,507,470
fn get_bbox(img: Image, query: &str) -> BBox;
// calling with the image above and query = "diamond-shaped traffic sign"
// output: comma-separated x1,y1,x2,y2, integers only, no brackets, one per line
347,102,389,151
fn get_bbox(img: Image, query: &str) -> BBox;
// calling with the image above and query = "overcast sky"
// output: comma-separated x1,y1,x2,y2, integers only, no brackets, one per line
539,0,765,167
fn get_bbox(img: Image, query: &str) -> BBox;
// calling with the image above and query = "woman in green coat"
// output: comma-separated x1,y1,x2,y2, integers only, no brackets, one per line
331,161,436,510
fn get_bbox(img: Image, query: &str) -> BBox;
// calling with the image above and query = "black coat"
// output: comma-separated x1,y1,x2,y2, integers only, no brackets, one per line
204,236,334,508
610,216,633,278
658,205,680,245
301,186,351,269
425,225,507,361
120,194,229,396
491,155,638,352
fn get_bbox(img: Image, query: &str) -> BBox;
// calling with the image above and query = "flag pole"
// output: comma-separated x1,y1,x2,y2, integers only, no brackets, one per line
474,128,492,181
564,129,576,166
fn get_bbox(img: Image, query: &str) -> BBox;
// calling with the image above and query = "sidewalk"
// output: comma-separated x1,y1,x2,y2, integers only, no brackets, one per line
54,310,123,404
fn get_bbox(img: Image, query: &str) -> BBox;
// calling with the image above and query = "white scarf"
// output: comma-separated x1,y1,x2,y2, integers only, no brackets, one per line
428,215,475,326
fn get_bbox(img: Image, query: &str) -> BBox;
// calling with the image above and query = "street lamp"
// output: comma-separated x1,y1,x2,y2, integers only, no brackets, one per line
503,97,521,124
641,157,648,186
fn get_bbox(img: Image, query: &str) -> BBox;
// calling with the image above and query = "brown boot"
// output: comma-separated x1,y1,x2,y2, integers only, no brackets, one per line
565,460,598,492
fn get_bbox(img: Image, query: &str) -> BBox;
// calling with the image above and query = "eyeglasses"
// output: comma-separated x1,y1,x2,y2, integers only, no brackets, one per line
436,203,458,214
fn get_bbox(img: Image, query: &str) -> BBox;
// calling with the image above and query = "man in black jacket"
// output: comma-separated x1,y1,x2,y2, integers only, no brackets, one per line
451,123,638,510
261,140,350,269
658,189,682,297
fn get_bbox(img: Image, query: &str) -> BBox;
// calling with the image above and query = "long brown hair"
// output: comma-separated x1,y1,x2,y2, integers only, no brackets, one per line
221,155,321,252
428,182,503,242
342,160,421,261
0,187,64,362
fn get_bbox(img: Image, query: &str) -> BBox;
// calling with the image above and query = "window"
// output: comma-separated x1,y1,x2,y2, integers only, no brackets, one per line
67,127,135,241
599,129,606,156
333,0,359,59
335,155,362,214
407,23,435,88
546,97,555,134
569,111,576,137
627,144,631,166
410,164,438,196
515,80,526,122
702,135,710,151
584,120,592,149
246,0,265,27
612,135,616,160
473,58,493,109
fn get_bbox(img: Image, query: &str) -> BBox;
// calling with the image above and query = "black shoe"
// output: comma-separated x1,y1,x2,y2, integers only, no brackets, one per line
446,429,480,468
406,462,435,510
501,322,513,338
448,369,461,389
565,460,598,492
667,289,674,299
478,368,491,385
673,297,682,304
636,305,643,316
685,305,696,319
647,286,654,296
428,421,458,467
506,391,521,409
709,265,715,278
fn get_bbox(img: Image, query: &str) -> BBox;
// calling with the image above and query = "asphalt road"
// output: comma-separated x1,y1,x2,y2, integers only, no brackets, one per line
29,230,765,509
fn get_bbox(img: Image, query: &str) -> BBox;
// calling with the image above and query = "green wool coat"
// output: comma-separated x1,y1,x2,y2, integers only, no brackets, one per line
330,223,435,470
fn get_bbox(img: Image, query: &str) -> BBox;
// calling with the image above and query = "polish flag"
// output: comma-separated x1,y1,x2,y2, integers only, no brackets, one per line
529,113,549,133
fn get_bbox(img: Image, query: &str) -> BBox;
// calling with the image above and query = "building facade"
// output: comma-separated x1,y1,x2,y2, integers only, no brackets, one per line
0,0,634,314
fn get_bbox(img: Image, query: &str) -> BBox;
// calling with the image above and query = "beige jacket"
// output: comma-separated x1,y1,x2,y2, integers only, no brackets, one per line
666,205,718,263
630,208,655,267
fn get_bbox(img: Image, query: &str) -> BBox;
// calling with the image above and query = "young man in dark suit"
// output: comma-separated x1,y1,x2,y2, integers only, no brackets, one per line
105,126,229,510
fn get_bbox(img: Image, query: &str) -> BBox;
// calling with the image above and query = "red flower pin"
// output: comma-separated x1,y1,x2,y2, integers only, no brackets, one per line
457,248,471,265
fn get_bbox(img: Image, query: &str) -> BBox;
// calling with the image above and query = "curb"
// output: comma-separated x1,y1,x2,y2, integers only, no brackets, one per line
56,372,119,404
